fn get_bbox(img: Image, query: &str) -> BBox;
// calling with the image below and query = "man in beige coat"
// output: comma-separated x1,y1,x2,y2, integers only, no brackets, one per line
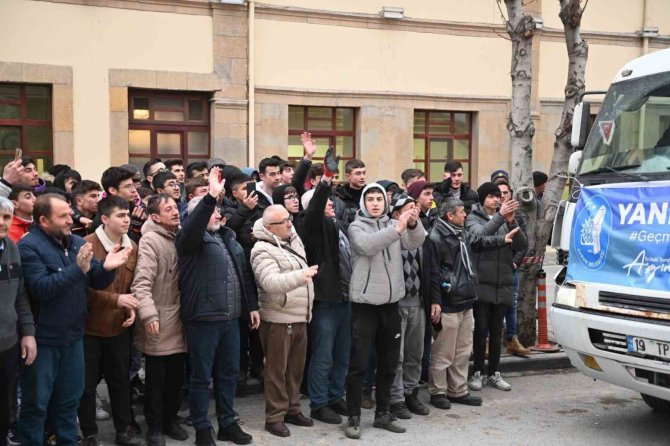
131,193,187,446
250,205,318,438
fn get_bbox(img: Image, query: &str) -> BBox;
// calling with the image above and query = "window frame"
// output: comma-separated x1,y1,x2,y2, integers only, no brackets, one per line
128,89,211,166
287,106,357,165
413,110,473,182
0,83,53,169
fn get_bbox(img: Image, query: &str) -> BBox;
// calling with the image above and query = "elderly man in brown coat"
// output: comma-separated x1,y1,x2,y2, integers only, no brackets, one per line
250,205,318,438
132,193,187,446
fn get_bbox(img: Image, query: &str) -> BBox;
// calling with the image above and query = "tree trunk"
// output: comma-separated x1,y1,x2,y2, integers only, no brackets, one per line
503,0,538,346
516,0,589,346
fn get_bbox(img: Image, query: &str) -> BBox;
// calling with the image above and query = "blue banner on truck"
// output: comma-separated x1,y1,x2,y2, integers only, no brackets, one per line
567,181,670,291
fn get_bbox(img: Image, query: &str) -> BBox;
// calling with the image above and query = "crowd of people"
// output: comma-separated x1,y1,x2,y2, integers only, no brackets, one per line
0,134,551,446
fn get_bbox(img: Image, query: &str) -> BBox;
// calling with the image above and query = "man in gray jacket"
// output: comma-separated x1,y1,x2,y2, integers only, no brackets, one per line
345,183,425,439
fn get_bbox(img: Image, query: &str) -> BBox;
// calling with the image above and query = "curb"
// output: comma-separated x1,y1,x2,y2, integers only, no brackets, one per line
495,351,573,374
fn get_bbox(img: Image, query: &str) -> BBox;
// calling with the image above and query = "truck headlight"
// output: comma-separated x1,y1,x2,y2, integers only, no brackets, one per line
555,284,577,308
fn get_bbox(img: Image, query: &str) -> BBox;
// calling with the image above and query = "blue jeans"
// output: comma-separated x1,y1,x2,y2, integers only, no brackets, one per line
308,301,351,409
506,271,521,339
18,340,84,446
186,320,240,430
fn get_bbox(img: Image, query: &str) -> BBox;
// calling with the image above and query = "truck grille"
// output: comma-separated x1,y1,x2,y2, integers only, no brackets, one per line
589,329,628,354
599,291,670,314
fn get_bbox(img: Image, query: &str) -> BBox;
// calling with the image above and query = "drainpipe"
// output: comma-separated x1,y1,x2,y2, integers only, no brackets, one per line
247,0,255,168
642,0,649,55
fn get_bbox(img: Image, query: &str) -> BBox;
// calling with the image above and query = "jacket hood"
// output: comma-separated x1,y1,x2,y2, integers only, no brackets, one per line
358,182,389,218
251,218,277,244
377,180,399,191
469,202,491,220
271,184,296,209
141,217,177,239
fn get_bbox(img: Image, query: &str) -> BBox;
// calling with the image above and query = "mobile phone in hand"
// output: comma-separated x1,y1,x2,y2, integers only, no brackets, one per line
246,181,256,193
14,148,22,162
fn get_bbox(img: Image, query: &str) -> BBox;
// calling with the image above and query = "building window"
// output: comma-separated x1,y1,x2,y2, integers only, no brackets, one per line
288,106,356,172
413,110,472,182
128,89,210,169
0,83,53,171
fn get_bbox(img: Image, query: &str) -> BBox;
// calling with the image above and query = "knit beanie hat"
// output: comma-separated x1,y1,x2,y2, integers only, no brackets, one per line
477,182,501,205
533,171,548,187
389,193,414,215
407,180,429,200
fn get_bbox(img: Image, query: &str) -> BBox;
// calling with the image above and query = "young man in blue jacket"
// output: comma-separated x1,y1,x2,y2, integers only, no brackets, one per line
176,168,259,446
17,193,132,446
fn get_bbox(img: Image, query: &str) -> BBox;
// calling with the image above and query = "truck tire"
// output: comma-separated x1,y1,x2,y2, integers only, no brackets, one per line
641,393,670,412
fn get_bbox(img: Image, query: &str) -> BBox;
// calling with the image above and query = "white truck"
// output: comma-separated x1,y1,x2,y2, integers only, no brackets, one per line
550,48,670,411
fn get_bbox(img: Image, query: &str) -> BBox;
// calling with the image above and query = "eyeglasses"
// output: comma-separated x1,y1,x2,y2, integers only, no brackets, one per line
284,194,299,201
268,215,293,226
164,182,178,188
119,183,137,190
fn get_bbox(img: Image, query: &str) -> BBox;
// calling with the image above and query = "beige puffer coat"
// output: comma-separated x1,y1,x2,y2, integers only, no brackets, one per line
131,219,186,356
250,219,314,324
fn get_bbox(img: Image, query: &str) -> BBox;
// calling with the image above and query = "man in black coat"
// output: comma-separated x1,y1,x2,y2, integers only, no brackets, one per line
294,149,352,425
176,168,259,446
432,161,479,213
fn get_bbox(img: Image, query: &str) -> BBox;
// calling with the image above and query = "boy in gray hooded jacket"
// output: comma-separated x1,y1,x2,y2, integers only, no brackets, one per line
345,183,425,439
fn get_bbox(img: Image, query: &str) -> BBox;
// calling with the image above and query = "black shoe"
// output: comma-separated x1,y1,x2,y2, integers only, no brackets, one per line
448,393,483,406
328,399,348,416
81,435,99,446
195,427,216,446
218,421,253,445
405,389,430,415
372,412,406,433
116,427,145,446
430,394,451,410
284,412,314,427
389,402,412,420
311,405,342,424
146,427,165,446
162,420,188,441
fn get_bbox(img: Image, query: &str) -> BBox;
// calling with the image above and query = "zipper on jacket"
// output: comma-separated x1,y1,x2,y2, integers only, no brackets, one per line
362,266,372,294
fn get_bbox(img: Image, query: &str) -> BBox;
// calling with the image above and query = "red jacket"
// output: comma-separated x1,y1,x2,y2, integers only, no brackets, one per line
9,215,31,243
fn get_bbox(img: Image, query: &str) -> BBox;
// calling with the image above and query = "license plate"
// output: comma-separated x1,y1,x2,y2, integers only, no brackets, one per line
627,336,670,359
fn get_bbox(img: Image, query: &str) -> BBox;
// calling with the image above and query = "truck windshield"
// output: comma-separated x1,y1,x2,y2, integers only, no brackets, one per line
580,72,670,175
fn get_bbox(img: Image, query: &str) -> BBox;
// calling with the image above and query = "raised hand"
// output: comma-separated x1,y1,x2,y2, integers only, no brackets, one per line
2,159,24,185
76,243,94,273
500,199,519,221
505,226,521,244
208,166,226,198
242,190,258,210
323,146,340,176
301,132,317,159
104,245,132,271
395,209,413,234
303,265,319,284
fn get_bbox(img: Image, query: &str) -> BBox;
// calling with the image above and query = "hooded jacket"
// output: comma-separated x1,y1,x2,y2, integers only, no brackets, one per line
433,178,479,213
465,203,528,306
131,218,185,356
333,183,363,233
250,218,314,324
9,215,31,243
348,183,426,306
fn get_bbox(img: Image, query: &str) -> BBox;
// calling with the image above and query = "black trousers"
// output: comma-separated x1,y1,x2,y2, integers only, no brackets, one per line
144,353,186,429
473,301,509,375
0,343,19,445
346,302,401,416
78,331,132,436
238,320,264,377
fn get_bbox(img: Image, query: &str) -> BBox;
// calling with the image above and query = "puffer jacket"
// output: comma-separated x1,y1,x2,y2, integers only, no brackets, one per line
131,218,185,356
348,183,426,306
433,179,479,213
250,219,314,324
465,203,528,306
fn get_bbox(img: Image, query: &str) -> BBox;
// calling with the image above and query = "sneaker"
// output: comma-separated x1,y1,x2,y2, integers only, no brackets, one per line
145,427,165,446
487,372,512,391
372,412,406,433
328,399,348,416
448,393,483,406
405,389,430,415
389,402,412,420
430,394,451,410
345,416,361,439
81,435,99,446
311,405,342,424
115,426,145,446
95,393,110,421
162,420,189,441
506,336,532,356
218,422,252,445
468,371,483,391
195,427,216,446
361,388,375,410
7,427,19,446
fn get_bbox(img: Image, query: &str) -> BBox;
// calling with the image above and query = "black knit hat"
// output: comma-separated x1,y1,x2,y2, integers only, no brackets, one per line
477,182,501,205
533,171,548,187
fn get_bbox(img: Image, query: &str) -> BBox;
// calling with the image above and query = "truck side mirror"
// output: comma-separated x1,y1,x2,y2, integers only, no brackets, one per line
571,101,591,149
568,151,582,175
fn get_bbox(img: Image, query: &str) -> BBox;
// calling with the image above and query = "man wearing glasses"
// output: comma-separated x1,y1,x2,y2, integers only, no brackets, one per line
100,167,146,243
250,205,317,438
272,185,300,217
153,171,185,220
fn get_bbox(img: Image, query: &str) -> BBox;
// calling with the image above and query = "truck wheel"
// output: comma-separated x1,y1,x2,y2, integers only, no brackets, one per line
641,393,670,412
